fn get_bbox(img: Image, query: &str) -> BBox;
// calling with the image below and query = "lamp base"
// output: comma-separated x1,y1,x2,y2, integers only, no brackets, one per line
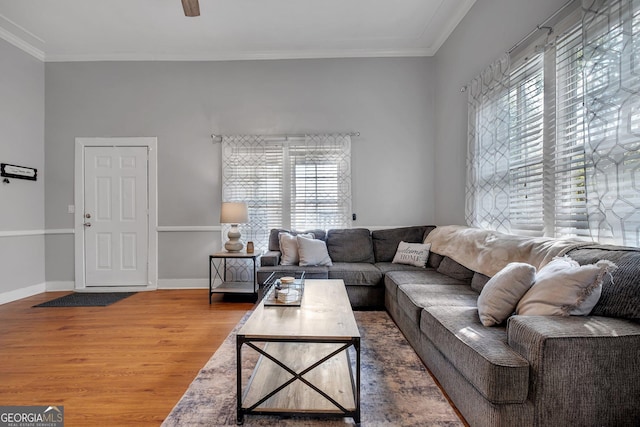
224,224,244,252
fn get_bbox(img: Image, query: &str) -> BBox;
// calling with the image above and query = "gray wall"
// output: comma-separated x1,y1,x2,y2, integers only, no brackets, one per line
433,0,569,225
44,58,436,281
5,0,576,289
0,39,45,297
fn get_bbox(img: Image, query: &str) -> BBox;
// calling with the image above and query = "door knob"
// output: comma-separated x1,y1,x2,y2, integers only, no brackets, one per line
85,213,91,219
83,222,91,227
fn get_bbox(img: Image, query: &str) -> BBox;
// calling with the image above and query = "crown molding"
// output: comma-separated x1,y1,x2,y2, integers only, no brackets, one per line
44,47,435,63
0,25,44,61
0,30,439,62
0,13,45,61
430,0,476,54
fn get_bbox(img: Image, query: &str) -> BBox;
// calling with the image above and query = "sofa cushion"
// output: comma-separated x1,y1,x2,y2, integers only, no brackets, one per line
371,225,433,262
385,269,468,287
471,272,491,293
260,250,281,267
375,262,432,275
437,256,475,282
328,262,382,287
384,269,469,299
268,228,326,251
427,252,444,269
326,228,375,263
421,306,530,404
384,269,467,298
566,245,640,320
397,284,478,325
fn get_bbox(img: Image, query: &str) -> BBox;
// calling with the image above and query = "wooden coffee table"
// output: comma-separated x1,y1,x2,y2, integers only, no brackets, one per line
236,279,361,425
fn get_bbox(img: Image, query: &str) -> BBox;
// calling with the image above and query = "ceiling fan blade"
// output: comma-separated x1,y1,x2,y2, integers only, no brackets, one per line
181,0,200,17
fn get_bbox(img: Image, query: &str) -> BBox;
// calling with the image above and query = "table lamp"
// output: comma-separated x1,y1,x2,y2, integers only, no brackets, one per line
220,202,249,252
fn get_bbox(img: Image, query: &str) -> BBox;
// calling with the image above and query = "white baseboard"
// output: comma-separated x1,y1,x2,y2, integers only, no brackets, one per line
0,279,209,304
0,282,46,305
73,286,156,293
46,281,75,291
158,279,208,289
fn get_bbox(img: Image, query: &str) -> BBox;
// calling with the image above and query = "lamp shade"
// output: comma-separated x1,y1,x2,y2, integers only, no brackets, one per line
220,202,248,224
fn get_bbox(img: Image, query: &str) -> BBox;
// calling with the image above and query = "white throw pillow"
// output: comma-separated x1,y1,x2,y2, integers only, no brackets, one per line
569,285,603,316
477,262,536,327
392,241,431,268
278,232,313,265
516,256,616,316
297,235,332,266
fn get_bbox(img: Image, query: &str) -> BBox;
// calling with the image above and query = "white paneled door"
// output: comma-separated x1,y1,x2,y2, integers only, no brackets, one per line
83,146,148,287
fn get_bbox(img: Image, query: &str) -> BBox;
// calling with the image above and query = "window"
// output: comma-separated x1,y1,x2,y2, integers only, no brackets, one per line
221,134,352,251
467,0,640,246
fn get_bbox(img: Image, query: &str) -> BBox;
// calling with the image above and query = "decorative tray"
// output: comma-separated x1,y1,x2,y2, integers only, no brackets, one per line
263,272,305,307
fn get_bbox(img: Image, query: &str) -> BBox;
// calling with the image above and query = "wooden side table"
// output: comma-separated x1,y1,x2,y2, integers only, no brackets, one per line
209,250,262,303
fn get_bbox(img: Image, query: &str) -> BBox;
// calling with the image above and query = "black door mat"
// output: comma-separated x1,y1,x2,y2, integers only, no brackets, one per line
34,292,137,307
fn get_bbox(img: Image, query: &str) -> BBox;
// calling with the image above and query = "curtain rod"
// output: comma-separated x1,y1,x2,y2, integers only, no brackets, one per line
508,0,577,54
461,0,578,94
211,132,360,143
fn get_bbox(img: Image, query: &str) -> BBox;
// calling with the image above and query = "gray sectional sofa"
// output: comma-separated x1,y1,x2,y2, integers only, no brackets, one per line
258,226,435,307
258,225,640,426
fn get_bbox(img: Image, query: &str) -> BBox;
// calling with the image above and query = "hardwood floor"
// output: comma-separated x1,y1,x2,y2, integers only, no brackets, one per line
0,290,254,426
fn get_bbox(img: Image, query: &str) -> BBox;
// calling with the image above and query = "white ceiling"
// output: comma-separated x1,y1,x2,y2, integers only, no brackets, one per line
0,0,475,62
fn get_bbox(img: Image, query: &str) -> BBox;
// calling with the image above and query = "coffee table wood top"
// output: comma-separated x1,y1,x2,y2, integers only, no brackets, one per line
238,279,359,340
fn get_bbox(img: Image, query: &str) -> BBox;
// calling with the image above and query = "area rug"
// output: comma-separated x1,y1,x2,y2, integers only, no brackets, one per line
162,311,464,426
33,292,136,307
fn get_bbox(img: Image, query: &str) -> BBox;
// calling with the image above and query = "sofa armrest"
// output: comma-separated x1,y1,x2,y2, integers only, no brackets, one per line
261,250,281,267
507,315,640,425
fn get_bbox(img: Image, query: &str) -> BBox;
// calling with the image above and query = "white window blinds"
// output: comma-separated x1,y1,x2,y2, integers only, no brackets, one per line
554,23,589,238
289,135,352,231
508,53,545,235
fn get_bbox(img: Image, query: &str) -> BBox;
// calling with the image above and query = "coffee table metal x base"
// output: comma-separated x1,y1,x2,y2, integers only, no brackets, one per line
236,336,360,425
